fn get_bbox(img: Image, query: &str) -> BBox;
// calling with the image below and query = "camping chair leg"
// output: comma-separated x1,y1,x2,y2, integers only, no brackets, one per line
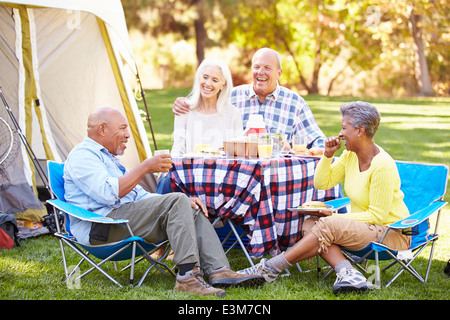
385,239,439,288
61,238,123,287
314,256,332,277
214,217,255,268
385,251,426,288
58,238,70,280
137,243,175,275
386,261,423,288
70,256,87,278
381,259,398,272
374,251,381,289
316,256,325,277
226,218,255,267
135,243,176,287
319,261,336,280
121,243,175,287
79,243,134,280
221,231,233,248
60,238,90,281
342,250,368,274
130,241,137,285
424,240,437,282
224,233,241,254
211,216,222,227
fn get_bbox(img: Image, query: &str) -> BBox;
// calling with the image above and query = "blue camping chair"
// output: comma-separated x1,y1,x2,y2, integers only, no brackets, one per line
323,160,448,288
46,161,175,287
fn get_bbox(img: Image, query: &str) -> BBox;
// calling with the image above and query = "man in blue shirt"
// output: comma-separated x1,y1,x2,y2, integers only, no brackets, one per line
64,106,263,297
173,48,325,148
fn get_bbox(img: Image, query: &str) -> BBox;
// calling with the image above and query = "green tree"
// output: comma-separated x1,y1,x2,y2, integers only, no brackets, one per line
222,0,381,94
122,0,449,96
356,0,449,96
123,0,214,66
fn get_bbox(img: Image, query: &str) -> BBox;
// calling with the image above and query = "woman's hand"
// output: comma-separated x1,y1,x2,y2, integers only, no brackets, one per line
316,209,333,217
324,136,341,158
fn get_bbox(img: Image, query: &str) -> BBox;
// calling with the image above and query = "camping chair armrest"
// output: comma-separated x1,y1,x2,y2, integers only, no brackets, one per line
325,197,350,211
47,199,128,225
388,200,448,230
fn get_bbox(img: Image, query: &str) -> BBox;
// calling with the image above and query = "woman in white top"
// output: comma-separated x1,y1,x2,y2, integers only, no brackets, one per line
171,59,243,156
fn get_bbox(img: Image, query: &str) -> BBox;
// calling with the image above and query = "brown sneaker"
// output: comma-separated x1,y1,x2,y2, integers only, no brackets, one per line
208,267,265,288
174,270,226,297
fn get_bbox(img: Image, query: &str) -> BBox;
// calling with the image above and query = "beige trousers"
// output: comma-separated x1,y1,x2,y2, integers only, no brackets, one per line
303,215,411,254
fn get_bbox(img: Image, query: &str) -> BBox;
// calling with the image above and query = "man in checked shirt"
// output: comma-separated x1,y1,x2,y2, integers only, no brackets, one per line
173,48,326,148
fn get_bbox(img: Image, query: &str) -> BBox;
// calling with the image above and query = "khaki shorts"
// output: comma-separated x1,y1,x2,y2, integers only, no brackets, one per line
303,216,411,254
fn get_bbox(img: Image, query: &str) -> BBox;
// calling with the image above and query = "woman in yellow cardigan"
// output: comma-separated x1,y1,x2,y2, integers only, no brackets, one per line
238,101,411,294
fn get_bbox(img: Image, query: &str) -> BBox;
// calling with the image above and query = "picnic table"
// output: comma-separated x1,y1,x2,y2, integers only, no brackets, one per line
168,156,342,259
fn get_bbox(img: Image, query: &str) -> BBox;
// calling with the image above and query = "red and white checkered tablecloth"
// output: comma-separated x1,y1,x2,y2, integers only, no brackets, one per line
169,156,342,259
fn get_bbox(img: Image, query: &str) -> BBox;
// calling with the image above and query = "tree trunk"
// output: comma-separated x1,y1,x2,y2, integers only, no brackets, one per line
408,6,433,96
309,28,324,95
193,0,206,66
281,37,311,93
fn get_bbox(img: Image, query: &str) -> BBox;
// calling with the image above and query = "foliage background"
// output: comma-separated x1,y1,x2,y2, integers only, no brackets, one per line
123,0,449,97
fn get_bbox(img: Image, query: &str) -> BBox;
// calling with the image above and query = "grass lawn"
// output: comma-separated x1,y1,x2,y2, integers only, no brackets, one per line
1,90,449,305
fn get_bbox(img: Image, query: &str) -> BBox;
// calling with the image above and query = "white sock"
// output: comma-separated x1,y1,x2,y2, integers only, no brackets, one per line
267,252,292,273
334,260,352,273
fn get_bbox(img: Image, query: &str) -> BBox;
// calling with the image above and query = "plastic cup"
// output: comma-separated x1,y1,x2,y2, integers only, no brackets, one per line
258,137,273,159
292,135,306,148
154,149,170,156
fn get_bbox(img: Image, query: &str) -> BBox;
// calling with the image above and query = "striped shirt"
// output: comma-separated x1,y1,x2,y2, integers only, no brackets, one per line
231,83,325,148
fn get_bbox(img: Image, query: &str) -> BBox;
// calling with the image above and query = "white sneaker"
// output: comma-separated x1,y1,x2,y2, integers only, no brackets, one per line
237,258,279,283
333,267,373,295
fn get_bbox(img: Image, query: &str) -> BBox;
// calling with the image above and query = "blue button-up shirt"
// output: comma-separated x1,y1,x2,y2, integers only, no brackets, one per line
231,83,325,148
63,137,152,244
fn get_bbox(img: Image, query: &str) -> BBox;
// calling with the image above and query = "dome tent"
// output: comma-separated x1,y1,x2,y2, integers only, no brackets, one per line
0,0,156,222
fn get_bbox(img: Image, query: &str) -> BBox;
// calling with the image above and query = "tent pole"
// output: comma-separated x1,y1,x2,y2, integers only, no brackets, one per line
136,76,158,151
0,87,50,196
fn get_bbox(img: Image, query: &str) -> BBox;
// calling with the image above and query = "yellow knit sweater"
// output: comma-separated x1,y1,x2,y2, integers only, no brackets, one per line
314,146,409,226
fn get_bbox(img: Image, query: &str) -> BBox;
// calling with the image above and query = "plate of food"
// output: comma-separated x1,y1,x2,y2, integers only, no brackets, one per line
290,146,324,158
288,201,334,216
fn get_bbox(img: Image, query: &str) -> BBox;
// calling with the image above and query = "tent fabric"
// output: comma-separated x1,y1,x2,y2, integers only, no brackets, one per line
2,0,138,74
0,0,155,221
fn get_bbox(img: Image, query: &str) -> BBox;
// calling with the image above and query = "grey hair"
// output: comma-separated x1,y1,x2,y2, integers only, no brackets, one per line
252,48,282,69
339,101,380,138
187,58,234,115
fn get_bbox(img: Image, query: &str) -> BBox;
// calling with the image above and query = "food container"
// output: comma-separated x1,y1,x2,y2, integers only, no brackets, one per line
244,114,266,136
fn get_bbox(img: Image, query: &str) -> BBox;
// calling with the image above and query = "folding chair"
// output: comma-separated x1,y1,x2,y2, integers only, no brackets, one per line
212,217,254,267
46,161,175,288
323,160,448,288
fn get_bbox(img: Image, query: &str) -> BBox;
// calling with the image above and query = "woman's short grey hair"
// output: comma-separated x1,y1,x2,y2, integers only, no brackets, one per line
187,58,234,115
340,101,381,138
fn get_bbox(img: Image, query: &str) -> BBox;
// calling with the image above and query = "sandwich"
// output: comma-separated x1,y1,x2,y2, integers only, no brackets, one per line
291,146,324,156
301,201,326,209
292,145,308,155
309,147,324,156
